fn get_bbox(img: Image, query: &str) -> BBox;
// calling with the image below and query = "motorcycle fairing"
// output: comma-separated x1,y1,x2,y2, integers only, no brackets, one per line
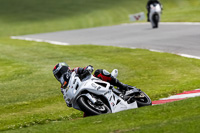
64,72,138,113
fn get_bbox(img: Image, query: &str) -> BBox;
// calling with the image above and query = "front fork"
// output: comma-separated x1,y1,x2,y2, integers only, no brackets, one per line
78,93,97,104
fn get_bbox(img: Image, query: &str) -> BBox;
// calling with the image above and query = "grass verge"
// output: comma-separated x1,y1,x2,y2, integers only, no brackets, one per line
0,0,200,132
0,0,200,37
0,38,200,131
3,96,200,133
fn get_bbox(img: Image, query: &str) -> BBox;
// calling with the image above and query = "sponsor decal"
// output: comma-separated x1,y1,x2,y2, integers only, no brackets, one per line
104,91,109,95
111,102,115,107
63,81,68,86
109,96,112,101
73,79,76,84
65,85,70,92
91,83,97,89
97,86,101,90
113,95,115,101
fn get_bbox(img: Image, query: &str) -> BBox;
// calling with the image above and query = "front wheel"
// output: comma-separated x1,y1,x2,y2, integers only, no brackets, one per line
77,95,111,116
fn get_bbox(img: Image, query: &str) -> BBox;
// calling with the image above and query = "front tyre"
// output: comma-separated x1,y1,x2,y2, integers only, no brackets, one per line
77,96,111,116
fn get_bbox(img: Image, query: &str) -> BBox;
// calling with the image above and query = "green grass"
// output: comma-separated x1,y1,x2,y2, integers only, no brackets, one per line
0,38,200,131
0,0,200,132
0,0,200,37
3,97,200,133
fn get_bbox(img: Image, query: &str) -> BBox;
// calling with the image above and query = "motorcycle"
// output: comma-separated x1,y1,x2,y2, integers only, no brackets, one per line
62,70,152,116
149,3,162,28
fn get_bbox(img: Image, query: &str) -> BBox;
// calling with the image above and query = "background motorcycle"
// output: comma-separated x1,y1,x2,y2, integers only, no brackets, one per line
63,70,152,116
149,3,162,28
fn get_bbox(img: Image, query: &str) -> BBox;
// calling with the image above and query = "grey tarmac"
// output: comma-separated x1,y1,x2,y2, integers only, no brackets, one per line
12,22,200,57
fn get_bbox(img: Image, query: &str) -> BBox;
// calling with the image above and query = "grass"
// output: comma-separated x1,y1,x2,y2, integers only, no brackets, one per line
0,38,200,131
0,0,200,132
0,0,200,37
3,97,200,133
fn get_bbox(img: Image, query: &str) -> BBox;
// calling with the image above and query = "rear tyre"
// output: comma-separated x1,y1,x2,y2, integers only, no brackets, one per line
126,86,152,107
77,95,111,116
134,91,152,107
153,13,159,28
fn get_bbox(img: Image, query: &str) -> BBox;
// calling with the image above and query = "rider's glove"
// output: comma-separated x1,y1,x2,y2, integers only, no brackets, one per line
79,70,90,80
85,65,94,73
79,65,93,80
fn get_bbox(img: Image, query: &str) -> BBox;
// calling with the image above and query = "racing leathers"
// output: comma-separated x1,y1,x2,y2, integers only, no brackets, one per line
60,65,128,107
146,0,162,21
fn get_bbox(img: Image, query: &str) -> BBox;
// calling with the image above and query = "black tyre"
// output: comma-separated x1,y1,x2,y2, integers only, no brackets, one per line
134,91,152,107
153,13,159,28
77,95,111,116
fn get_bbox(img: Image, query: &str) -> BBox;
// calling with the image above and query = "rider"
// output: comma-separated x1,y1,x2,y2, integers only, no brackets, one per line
52,62,129,97
146,0,163,22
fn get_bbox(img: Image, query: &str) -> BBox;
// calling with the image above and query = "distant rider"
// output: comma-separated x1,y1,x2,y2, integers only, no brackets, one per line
52,62,129,107
146,0,163,22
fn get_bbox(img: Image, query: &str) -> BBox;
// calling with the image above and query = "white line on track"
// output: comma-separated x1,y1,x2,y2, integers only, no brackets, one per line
10,36,69,45
178,54,200,60
121,22,200,26
149,49,200,60
160,22,200,25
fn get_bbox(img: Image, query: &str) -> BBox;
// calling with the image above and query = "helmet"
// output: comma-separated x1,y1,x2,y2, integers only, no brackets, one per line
53,62,71,86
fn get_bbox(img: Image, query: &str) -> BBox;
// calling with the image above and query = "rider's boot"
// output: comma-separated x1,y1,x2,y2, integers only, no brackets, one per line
111,69,118,78
112,77,129,94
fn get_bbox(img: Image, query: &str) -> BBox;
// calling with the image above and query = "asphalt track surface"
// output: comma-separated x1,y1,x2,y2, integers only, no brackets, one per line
12,22,200,57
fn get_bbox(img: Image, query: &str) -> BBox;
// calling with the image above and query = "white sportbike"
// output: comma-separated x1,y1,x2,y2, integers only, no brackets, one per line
63,70,152,116
149,3,162,28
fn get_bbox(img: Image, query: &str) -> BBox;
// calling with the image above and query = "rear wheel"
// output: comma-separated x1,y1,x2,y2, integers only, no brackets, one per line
153,13,159,28
126,86,152,107
77,95,111,116
133,91,152,107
